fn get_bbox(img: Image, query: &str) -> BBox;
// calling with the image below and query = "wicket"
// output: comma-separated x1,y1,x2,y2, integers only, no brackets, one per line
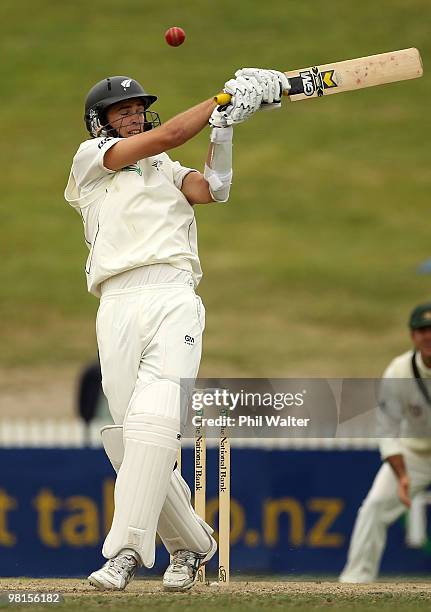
218,406,230,584
194,408,207,583
179,403,231,584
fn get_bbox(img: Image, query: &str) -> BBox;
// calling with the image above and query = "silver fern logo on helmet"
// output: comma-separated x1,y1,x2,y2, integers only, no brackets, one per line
121,79,132,90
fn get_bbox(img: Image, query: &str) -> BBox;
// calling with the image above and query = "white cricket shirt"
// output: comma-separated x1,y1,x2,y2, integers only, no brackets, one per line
64,136,202,297
378,350,431,458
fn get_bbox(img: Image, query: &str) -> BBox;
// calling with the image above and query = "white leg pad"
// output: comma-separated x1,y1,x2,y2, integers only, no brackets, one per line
102,426,214,558
102,381,181,567
157,468,214,556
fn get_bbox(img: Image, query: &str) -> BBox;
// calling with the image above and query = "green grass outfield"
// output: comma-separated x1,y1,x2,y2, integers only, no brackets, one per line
2,0,431,376
1,579,431,612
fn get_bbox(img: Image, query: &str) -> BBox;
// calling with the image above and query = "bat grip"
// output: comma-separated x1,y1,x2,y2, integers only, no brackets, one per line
214,93,232,106
214,90,289,105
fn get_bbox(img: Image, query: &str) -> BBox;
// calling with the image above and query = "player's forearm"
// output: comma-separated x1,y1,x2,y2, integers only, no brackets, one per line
105,99,215,170
162,99,216,148
386,453,407,480
387,453,411,507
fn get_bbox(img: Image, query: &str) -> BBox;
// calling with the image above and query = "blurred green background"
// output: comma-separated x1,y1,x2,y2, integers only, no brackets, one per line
2,0,430,377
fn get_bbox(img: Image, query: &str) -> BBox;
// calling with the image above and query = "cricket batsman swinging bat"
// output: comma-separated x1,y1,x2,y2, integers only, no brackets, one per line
214,48,423,105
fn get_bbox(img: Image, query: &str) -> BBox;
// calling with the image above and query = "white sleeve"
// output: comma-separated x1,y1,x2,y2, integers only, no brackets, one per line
72,137,121,190
379,438,403,460
377,362,405,459
171,160,198,190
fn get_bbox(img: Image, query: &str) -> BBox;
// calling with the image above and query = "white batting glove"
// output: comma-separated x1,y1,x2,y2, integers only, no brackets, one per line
209,75,263,128
235,68,290,109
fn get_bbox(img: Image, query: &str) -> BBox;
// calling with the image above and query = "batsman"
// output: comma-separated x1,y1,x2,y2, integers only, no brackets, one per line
65,68,289,590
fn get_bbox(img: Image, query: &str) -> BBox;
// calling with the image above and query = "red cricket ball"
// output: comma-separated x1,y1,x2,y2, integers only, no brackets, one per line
165,26,186,47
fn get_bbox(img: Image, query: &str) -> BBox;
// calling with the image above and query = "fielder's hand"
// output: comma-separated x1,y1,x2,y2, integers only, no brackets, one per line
398,474,411,508
209,75,263,128
235,68,290,109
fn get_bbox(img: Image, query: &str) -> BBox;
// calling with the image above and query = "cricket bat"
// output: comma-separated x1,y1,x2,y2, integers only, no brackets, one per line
214,48,423,105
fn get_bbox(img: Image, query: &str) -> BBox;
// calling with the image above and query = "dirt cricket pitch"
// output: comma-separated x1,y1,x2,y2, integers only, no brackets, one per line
1,578,430,611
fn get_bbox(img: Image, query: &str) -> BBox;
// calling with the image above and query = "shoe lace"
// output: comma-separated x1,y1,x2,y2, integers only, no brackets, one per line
109,554,137,574
170,550,201,574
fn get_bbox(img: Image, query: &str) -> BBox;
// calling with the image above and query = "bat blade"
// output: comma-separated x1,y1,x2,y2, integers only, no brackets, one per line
286,48,423,101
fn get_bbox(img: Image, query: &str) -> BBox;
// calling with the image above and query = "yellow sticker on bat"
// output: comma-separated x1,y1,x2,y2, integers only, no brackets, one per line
322,70,337,88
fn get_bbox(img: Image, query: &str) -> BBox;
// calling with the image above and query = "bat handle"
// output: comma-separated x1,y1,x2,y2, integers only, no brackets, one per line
214,90,290,105
214,92,232,106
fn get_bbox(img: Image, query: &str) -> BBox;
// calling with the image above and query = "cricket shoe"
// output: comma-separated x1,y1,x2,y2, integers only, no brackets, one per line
88,548,141,590
163,535,217,591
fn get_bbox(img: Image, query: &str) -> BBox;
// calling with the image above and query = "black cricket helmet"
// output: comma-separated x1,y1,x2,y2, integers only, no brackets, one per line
84,76,160,137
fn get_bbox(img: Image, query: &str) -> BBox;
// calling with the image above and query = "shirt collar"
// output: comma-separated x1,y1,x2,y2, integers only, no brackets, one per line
416,351,431,378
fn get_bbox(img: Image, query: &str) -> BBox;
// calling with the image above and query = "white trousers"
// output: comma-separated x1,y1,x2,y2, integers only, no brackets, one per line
97,266,205,425
339,447,431,583
96,266,212,565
